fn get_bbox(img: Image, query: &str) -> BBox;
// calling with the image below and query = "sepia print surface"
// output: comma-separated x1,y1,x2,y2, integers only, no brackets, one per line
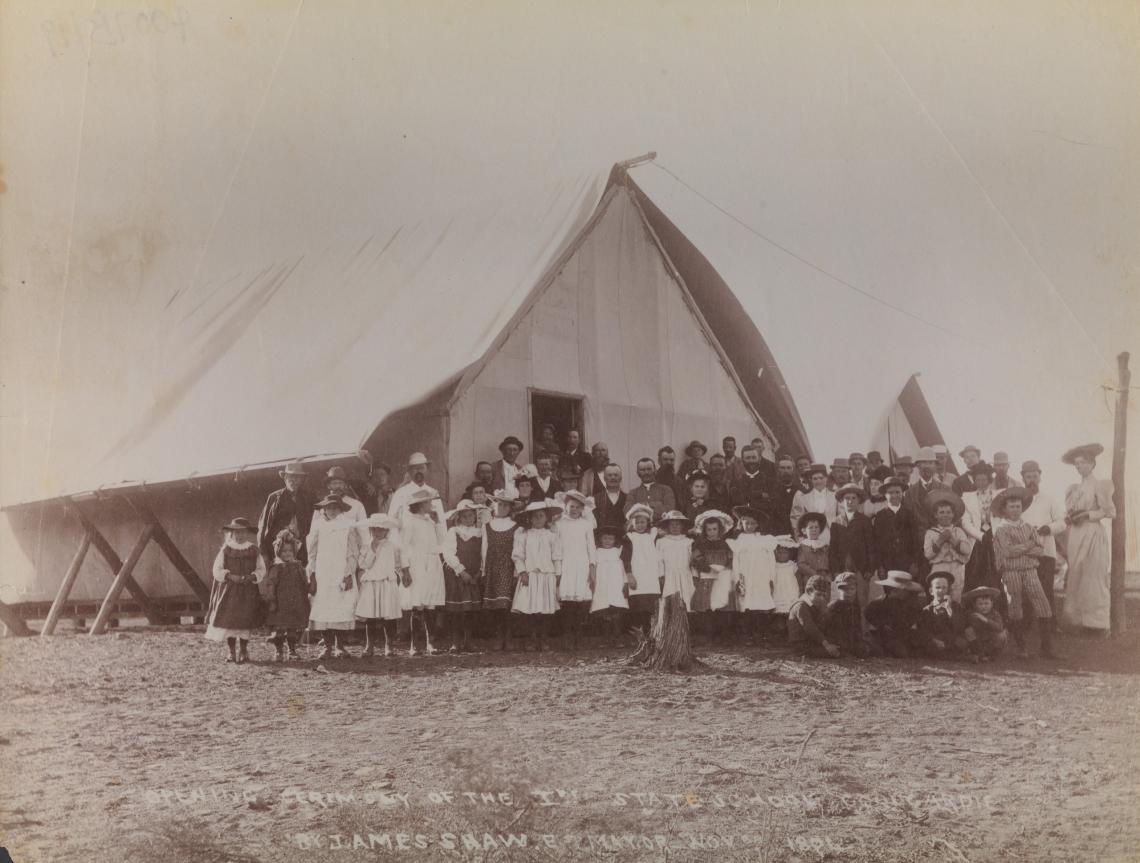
1,2,1138,862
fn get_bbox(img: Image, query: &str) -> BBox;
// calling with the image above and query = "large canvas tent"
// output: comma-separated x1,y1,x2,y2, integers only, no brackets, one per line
1,161,810,620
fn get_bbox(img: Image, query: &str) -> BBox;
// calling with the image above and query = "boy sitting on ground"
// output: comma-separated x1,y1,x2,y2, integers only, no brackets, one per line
787,575,841,658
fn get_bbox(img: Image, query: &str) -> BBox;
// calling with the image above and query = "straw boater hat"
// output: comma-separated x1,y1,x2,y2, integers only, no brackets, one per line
521,499,562,515
1061,443,1103,465
624,503,655,526
893,455,914,468
915,446,937,464
962,586,1001,604
796,511,828,534
561,490,589,507
879,476,907,494
362,512,400,531
926,489,965,520
407,488,440,508
657,510,692,527
314,494,349,511
835,483,866,502
685,440,708,458
874,570,924,592
992,486,1033,516
222,517,256,532
927,570,956,586
830,457,850,470
498,436,525,452
407,452,429,467
833,572,858,588
693,509,734,535
279,460,307,477
446,499,488,522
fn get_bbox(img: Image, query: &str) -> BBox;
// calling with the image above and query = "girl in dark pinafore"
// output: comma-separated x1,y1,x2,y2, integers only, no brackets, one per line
481,494,520,649
442,499,488,652
262,529,312,661
205,517,266,663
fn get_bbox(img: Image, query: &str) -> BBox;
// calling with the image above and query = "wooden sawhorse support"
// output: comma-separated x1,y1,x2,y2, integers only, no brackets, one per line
39,498,211,636
0,600,33,636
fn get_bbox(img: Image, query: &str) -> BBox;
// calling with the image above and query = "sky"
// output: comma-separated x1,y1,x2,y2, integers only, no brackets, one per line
2,0,1138,566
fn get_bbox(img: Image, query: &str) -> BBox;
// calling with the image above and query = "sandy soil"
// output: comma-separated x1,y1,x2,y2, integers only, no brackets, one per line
2,622,1139,863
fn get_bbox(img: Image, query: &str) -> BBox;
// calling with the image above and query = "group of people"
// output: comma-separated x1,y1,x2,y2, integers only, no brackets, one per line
201,430,1116,665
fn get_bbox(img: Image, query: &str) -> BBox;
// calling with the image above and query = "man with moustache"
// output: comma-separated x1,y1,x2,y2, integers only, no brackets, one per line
768,454,801,533
387,452,446,521
730,445,779,533
592,464,628,531
579,441,611,498
257,460,316,565
902,448,952,584
560,428,592,482
992,451,1022,490
627,457,676,520
490,436,525,494
953,445,983,495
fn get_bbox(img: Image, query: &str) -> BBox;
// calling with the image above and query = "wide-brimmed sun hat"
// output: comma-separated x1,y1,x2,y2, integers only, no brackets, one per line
657,510,692,526
314,494,349,511
279,460,307,477
835,483,866,503
222,517,255,531
685,440,708,457
926,489,965,520
1061,443,1104,465
694,509,734,535
362,513,400,531
874,570,924,592
992,486,1034,516
962,586,1001,604
797,512,828,534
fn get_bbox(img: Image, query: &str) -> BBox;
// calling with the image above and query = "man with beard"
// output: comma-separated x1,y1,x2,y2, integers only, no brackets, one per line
1018,459,1066,626
722,436,745,485
387,452,446,521
729,445,778,532
578,441,611,497
893,455,915,485
322,465,367,523
490,436,525,494
592,464,628,530
257,461,316,565
707,453,732,510
992,451,1023,490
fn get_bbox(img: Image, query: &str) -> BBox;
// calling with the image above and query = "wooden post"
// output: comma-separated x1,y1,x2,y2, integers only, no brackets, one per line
89,524,156,635
66,501,165,625
0,600,33,637
40,532,92,637
1110,351,1130,635
150,524,211,605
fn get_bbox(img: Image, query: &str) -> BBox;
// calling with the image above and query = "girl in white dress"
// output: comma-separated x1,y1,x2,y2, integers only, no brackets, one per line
656,511,696,612
622,504,662,639
556,490,596,650
307,495,362,660
590,524,628,645
511,500,563,651
355,513,407,657
728,507,778,643
400,488,446,655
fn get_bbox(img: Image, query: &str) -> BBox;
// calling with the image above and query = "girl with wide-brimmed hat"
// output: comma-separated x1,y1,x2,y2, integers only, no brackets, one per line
689,510,735,641
307,495,361,660
400,488,447,656
205,516,267,663
557,491,597,650
439,500,488,653
590,523,629,646
511,500,565,651
354,513,407,657
482,492,522,650
728,506,779,643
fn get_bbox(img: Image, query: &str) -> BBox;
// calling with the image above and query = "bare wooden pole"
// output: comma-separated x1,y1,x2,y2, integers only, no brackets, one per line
1110,351,1130,635
40,531,92,637
89,524,157,636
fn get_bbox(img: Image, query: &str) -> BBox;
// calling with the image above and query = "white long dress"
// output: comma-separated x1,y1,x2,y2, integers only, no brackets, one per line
772,560,800,613
400,512,446,610
355,537,405,621
730,532,778,611
557,514,596,602
657,534,696,610
590,546,628,613
308,517,361,629
511,527,562,614
625,531,663,608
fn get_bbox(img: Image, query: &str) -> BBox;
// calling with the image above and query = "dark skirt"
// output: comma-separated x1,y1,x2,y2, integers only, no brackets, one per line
964,532,997,592
444,567,483,613
690,580,715,613
265,570,311,630
628,593,658,614
207,579,262,630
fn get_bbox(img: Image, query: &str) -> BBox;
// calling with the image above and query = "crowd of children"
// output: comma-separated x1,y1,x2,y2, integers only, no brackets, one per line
206,437,1095,663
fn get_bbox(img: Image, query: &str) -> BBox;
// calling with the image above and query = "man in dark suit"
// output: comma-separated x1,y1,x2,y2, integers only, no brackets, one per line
830,484,877,607
872,476,916,574
490,436,525,493
578,441,610,498
257,461,316,565
532,454,559,500
560,428,592,481
592,464,628,530
627,457,676,520
902,447,951,582
769,454,801,534
707,453,732,510
952,445,982,495
729,445,778,533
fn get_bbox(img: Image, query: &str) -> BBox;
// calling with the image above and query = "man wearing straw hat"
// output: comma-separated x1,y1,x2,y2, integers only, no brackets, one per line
902,447,951,585
388,452,446,522
257,460,316,565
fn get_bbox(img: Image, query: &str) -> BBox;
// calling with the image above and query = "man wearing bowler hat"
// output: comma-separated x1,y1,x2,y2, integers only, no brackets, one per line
388,452,446,521
490,436,525,495
992,451,1022,491
257,460,316,565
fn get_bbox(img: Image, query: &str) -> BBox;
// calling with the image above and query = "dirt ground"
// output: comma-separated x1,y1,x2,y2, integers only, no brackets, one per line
2,616,1139,863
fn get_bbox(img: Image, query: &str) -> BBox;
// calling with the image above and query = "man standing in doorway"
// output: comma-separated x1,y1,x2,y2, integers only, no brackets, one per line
561,429,591,482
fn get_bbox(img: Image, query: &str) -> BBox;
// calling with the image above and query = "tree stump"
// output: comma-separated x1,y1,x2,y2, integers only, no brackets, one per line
626,593,704,672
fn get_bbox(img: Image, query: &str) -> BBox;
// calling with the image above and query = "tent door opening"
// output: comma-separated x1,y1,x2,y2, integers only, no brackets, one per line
529,391,583,458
